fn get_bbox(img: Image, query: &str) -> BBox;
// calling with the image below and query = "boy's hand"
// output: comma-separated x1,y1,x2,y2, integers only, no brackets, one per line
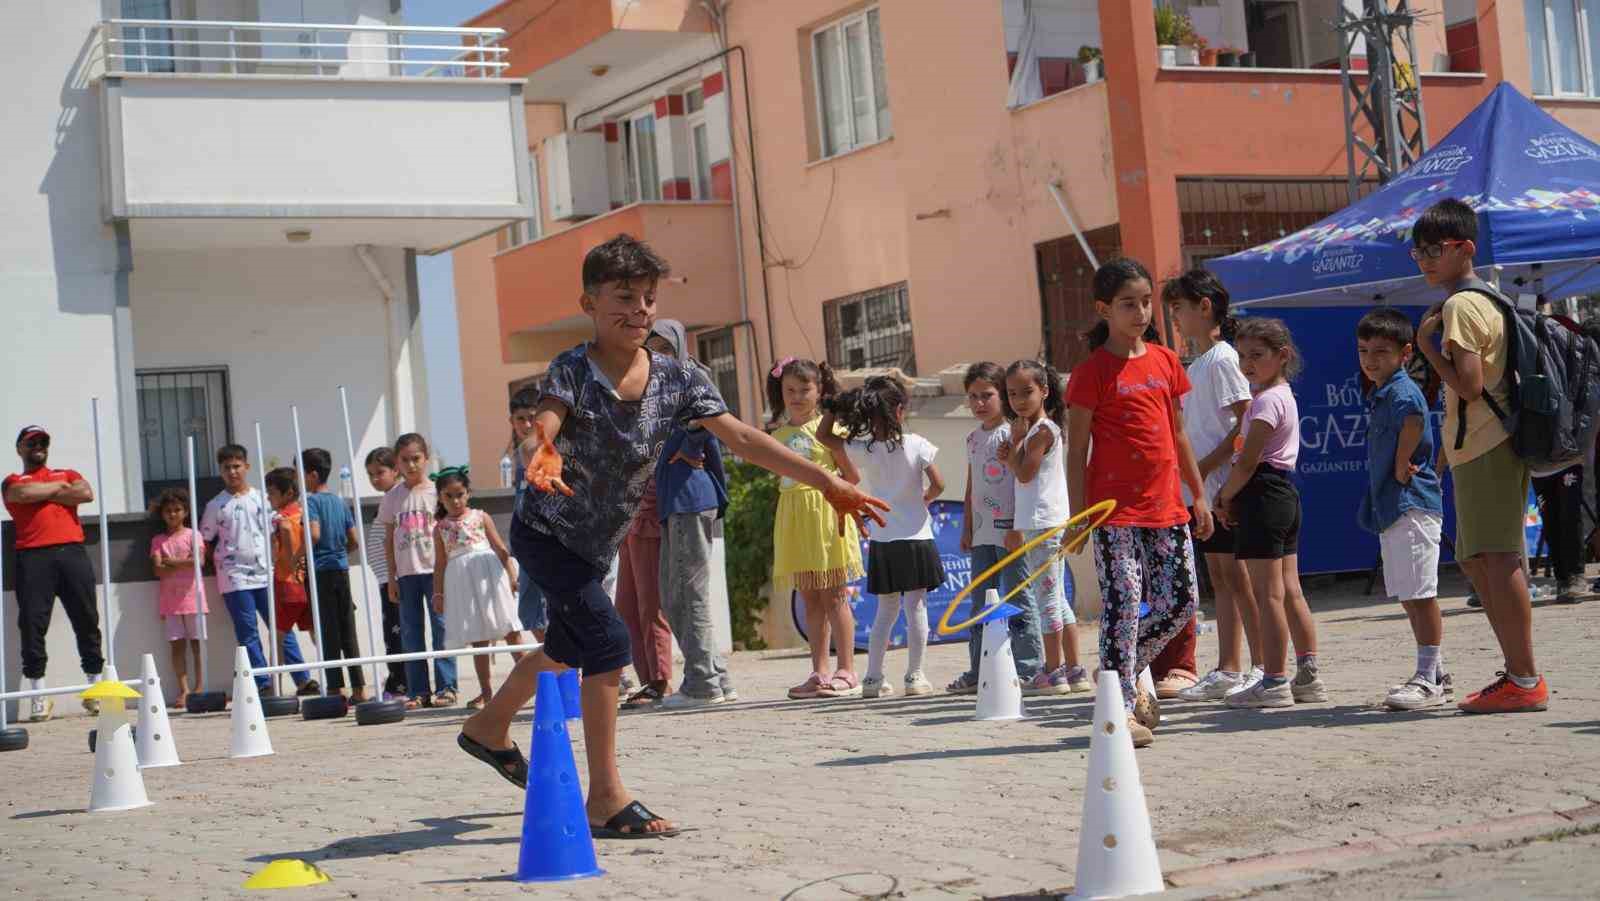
431,593,444,615
526,422,574,497
1395,461,1420,485
822,477,890,537
387,581,399,604
1003,529,1023,552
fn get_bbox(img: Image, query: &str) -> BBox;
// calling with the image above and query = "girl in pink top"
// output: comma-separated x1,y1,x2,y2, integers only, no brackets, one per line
149,488,208,709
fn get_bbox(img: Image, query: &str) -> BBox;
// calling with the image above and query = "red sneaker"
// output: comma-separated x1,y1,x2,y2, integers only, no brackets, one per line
1458,672,1548,714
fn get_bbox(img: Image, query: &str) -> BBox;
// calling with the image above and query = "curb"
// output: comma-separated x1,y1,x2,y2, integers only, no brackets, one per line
1163,802,1600,890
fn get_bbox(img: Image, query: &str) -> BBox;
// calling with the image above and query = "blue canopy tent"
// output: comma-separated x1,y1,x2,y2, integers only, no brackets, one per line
1203,83,1597,573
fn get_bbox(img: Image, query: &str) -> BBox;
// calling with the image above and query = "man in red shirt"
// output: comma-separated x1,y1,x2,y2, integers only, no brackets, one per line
3,426,103,722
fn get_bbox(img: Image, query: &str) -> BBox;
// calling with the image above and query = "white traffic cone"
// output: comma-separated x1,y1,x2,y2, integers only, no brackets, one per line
83,680,151,813
1137,667,1156,702
1068,671,1164,900
973,590,1026,721
135,653,181,769
228,646,273,759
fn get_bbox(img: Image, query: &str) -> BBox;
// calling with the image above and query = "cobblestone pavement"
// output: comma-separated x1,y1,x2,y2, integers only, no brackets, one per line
4,569,1597,900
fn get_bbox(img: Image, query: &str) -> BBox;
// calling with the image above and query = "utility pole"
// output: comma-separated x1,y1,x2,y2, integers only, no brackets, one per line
1338,0,1429,203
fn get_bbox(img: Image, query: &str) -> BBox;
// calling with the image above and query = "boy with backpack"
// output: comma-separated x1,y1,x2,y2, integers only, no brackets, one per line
1413,198,1600,713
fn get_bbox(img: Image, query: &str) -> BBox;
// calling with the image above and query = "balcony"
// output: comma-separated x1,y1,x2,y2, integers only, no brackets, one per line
493,201,738,360
469,0,716,102
94,19,533,252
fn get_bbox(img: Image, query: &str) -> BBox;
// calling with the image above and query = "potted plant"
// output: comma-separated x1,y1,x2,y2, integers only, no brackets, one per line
1177,16,1202,66
1217,46,1241,67
1200,44,1219,66
1078,44,1103,83
1239,50,1258,67
1154,5,1181,67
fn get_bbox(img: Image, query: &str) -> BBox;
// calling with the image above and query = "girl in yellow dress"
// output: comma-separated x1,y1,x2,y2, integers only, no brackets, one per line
769,358,865,699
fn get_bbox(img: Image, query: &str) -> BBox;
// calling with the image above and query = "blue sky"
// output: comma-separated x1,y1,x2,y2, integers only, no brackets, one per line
402,0,503,468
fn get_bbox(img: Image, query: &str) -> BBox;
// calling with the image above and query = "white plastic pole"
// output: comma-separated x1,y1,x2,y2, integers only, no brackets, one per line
90,397,116,671
338,386,385,697
0,677,142,703
247,642,542,678
185,436,208,693
253,421,280,696
290,406,328,695
1,522,8,730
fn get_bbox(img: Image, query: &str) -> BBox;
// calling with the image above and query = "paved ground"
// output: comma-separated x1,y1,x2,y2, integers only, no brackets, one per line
4,568,1598,900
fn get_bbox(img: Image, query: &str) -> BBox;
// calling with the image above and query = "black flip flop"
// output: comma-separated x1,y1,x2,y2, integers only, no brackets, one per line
590,800,681,840
456,732,528,790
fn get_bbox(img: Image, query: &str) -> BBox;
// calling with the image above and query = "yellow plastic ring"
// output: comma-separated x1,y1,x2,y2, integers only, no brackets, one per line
936,500,1117,635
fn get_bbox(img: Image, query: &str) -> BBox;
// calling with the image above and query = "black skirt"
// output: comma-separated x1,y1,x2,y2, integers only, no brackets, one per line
866,538,946,595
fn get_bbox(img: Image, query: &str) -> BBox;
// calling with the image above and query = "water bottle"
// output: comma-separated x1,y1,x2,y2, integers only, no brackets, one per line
337,464,353,500
500,453,515,488
1196,608,1216,635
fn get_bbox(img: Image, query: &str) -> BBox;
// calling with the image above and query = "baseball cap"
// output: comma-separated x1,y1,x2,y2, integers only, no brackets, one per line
15,426,49,444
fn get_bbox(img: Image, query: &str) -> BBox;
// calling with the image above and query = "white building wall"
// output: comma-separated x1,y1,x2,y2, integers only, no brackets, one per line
129,245,416,474
1,0,142,518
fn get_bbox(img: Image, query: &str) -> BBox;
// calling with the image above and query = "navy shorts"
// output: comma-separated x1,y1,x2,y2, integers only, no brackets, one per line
509,517,632,676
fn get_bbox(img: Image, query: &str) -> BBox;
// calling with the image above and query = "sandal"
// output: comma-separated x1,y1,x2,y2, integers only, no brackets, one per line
621,684,665,711
467,696,488,711
456,732,528,790
431,691,459,708
788,672,828,700
590,800,680,840
946,673,979,695
818,669,862,699
404,696,425,710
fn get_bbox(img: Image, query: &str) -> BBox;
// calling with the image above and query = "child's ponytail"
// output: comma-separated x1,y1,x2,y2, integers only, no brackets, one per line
765,357,833,427
823,375,907,451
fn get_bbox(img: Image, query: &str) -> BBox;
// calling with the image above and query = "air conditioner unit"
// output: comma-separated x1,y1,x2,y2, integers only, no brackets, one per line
544,131,609,221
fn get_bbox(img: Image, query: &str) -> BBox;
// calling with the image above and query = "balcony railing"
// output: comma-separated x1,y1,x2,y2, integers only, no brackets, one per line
97,18,509,79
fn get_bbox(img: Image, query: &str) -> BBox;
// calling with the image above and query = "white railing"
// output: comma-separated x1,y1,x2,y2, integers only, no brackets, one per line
98,18,509,79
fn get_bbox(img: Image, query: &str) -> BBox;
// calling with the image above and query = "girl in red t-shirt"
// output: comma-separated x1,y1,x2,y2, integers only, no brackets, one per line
1065,258,1214,747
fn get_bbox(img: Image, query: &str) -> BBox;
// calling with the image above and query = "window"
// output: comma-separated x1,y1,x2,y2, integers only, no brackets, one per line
120,0,175,73
686,86,705,113
696,328,740,418
812,7,891,158
136,368,232,493
1526,0,1600,95
621,112,661,204
823,283,915,374
690,122,712,199
512,154,542,245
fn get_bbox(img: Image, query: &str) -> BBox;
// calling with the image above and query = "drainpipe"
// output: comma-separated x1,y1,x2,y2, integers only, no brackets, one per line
702,0,760,416
1047,179,1099,269
355,244,404,437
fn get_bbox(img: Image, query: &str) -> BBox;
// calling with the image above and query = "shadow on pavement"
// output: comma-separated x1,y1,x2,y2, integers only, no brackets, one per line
247,811,520,863
1548,719,1600,736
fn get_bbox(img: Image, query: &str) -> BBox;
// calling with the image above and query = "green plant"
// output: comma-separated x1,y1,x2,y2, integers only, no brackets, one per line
1077,44,1103,64
1153,5,1182,45
1176,13,1199,47
722,459,778,650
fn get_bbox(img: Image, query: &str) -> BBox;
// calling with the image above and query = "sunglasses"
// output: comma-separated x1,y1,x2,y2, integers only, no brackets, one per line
20,436,49,449
1409,240,1467,261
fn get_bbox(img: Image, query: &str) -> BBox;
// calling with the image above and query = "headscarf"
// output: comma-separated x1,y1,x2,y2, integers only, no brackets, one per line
649,319,691,365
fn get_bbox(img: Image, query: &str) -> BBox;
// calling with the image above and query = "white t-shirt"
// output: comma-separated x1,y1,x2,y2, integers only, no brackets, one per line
200,487,270,594
1181,342,1253,505
965,421,1016,548
1014,418,1071,530
843,433,937,542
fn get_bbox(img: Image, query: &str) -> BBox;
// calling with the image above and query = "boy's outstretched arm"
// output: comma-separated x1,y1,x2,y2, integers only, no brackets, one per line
520,401,572,496
699,413,889,534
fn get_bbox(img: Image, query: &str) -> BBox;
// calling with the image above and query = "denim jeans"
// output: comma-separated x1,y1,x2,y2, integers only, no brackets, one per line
659,511,734,698
222,587,308,691
396,573,456,699
517,568,549,633
965,544,1044,681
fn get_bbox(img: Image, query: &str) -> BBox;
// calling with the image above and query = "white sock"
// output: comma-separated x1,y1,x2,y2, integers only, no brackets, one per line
902,590,929,677
866,592,901,680
27,677,43,692
1416,645,1442,682
1509,672,1541,689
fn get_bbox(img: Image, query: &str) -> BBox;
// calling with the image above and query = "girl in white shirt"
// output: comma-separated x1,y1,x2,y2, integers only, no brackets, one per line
818,375,945,699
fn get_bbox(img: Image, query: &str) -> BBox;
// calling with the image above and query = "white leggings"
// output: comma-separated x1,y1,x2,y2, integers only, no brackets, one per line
866,589,929,681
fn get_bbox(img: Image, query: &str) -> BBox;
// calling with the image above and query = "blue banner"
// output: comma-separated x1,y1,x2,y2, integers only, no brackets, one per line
791,500,1075,651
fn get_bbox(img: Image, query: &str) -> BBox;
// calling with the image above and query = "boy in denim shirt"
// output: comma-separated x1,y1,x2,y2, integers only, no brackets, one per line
1356,309,1449,710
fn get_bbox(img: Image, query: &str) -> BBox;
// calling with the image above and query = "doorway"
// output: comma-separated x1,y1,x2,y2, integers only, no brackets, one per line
1247,1,1303,69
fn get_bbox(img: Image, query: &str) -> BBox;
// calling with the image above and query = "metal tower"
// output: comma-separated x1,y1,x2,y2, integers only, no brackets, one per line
1337,0,1429,202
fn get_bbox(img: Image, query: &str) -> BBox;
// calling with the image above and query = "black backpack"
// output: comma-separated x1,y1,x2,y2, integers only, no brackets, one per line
1452,277,1600,468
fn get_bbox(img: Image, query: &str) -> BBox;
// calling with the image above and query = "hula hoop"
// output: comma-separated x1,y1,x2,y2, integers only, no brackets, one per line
936,500,1117,635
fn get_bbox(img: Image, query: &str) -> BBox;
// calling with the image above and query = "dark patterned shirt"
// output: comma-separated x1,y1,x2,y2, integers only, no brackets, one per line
518,344,727,567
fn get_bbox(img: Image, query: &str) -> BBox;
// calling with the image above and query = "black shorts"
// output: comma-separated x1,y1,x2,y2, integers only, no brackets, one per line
1233,466,1301,560
866,538,946,595
1188,506,1236,556
509,517,631,676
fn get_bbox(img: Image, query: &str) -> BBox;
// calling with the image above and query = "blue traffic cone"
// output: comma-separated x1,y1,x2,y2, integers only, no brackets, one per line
558,669,581,722
515,672,603,883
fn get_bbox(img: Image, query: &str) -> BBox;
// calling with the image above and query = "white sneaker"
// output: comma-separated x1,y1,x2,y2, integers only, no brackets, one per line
903,672,933,696
862,675,895,699
1225,679,1294,708
1178,669,1244,701
1292,666,1328,703
720,688,740,703
660,691,725,710
1226,666,1265,698
28,696,53,723
1385,676,1447,711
